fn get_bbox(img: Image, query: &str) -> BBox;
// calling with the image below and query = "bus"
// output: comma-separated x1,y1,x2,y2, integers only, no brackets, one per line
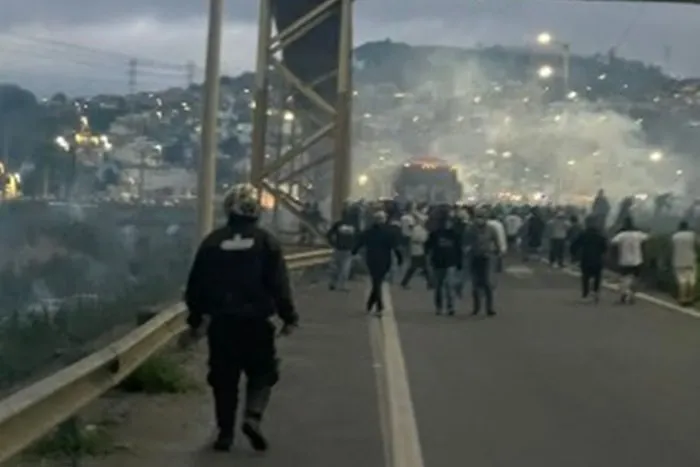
393,156,462,204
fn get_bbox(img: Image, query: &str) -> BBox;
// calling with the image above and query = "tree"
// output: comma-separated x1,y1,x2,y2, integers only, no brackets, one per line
162,139,189,165
0,84,38,116
0,85,40,167
49,92,68,106
219,135,245,161
85,107,125,133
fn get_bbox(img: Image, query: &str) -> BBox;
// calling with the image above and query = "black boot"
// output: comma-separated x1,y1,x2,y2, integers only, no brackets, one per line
212,387,236,451
213,431,233,452
242,417,268,452
242,387,271,452
471,290,481,315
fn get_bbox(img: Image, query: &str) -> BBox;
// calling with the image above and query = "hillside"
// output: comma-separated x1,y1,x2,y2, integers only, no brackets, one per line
0,40,697,195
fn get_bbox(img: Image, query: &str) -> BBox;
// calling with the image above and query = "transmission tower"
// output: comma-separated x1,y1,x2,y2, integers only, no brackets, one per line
186,61,196,87
249,0,354,235
128,58,138,95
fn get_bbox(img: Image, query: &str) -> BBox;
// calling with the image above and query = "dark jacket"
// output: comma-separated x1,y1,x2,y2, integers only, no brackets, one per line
327,220,358,251
185,217,298,329
570,227,608,269
425,227,462,270
352,224,402,272
525,215,546,247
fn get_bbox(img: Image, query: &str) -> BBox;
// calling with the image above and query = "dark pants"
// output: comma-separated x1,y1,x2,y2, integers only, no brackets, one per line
367,267,389,312
471,255,494,312
523,239,541,261
207,317,279,436
549,238,565,267
581,266,602,297
401,255,432,288
433,266,456,312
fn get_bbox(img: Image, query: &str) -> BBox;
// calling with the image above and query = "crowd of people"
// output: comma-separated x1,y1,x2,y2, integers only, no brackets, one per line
327,190,699,313
180,183,698,455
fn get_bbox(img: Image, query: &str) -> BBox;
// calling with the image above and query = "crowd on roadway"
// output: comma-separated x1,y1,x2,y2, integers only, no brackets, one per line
179,183,699,456
326,189,700,314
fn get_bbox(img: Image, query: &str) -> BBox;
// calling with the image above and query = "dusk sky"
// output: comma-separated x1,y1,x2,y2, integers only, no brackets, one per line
0,1,698,96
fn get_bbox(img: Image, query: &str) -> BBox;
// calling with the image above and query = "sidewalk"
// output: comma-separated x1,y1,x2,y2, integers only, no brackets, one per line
53,284,384,467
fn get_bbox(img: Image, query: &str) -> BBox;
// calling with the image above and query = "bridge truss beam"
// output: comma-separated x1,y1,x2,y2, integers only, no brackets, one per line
249,0,354,228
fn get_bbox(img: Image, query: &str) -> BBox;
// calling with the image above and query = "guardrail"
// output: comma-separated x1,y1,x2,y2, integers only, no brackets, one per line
0,248,332,464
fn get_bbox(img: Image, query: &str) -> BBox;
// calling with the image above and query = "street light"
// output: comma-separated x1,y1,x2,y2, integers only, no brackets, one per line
649,151,663,162
537,32,553,45
535,31,570,93
538,65,554,79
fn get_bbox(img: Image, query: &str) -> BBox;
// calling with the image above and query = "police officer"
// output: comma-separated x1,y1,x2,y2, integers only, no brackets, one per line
184,184,299,453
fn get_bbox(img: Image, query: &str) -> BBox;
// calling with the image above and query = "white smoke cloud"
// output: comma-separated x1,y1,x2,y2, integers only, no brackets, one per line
351,50,686,204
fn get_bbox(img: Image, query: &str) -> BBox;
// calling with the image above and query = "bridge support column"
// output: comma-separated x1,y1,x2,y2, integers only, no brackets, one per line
195,0,223,245
249,0,354,238
331,0,354,222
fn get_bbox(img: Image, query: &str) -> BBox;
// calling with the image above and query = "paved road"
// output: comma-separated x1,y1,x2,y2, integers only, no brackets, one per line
44,262,700,467
394,263,700,467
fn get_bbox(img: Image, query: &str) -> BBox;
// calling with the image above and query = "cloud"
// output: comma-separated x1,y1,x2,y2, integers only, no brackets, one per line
0,1,698,95
0,1,257,29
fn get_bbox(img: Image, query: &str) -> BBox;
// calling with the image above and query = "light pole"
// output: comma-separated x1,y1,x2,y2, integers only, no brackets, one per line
537,32,570,95
196,0,224,246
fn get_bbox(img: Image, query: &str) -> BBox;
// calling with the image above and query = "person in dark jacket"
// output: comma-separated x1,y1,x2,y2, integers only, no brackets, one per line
425,212,462,315
463,208,499,316
570,215,608,303
327,209,358,291
184,183,298,453
352,210,402,317
566,214,583,264
591,189,610,230
523,208,546,262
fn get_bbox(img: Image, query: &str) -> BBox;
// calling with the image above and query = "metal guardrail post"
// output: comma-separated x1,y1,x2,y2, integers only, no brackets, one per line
0,249,332,464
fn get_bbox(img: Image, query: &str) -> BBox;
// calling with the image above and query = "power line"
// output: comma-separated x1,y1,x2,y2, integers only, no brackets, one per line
0,69,174,88
0,39,190,77
0,32,201,74
609,3,648,53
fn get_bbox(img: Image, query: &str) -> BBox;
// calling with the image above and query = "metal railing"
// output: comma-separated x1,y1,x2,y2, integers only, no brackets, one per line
0,248,331,464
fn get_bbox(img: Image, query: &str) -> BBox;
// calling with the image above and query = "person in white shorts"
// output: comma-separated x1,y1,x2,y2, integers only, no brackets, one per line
671,220,698,306
610,217,648,304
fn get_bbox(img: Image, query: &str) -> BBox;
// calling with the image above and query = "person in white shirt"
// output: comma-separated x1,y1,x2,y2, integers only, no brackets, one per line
399,211,416,257
400,221,432,289
610,217,649,304
671,220,698,306
487,213,507,274
487,217,507,256
504,212,523,250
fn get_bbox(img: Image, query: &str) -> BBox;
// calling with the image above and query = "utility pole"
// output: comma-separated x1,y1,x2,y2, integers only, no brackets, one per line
128,59,138,95
138,145,146,201
196,0,224,245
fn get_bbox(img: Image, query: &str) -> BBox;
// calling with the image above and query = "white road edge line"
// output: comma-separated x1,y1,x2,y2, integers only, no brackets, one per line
367,281,426,467
538,258,700,319
382,283,426,467
369,306,393,467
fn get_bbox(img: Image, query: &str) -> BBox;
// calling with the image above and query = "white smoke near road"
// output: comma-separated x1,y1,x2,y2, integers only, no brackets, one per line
351,48,686,205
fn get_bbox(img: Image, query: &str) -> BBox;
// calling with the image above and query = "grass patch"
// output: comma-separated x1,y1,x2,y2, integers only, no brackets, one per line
118,354,198,394
29,419,115,459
